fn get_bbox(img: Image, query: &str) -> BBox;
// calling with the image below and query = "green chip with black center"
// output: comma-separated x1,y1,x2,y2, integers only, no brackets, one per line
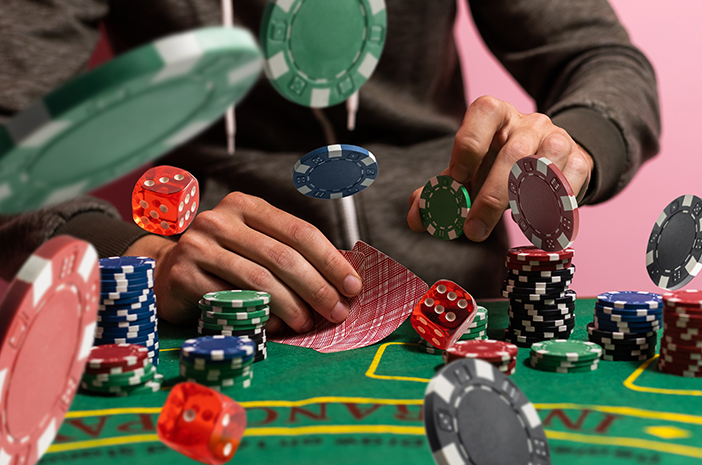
419,175,470,241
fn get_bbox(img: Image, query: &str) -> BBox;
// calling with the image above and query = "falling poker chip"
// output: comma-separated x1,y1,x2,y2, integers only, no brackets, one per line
419,175,471,241
646,194,702,290
292,144,378,199
508,155,579,251
0,27,262,214
0,236,100,465
260,0,387,108
424,358,551,465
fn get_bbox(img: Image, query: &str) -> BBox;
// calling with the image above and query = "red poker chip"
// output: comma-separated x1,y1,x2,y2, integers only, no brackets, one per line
660,346,702,359
0,236,100,465
663,290,702,308
657,356,702,371
505,257,571,268
445,339,518,363
663,314,702,329
86,343,150,370
508,155,579,252
664,304,702,316
507,246,575,262
663,335,702,349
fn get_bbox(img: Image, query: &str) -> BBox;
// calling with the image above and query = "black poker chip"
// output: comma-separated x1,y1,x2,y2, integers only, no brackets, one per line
424,358,551,465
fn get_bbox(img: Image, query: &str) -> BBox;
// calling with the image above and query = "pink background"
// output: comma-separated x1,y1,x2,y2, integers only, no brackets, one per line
455,0,702,297
1,2,699,299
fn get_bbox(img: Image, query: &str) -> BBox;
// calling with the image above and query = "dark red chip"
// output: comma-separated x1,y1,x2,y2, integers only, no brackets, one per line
663,290,702,308
86,343,150,370
508,155,579,251
0,236,100,465
507,246,575,262
444,339,518,364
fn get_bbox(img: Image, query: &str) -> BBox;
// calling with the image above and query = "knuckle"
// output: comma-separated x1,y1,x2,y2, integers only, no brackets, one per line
288,220,320,246
529,112,552,127
455,131,483,156
308,282,336,309
247,267,273,291
479,189,508,214
543,132,571,156
267,244,296,269
502,139,533,161
472,95,502,113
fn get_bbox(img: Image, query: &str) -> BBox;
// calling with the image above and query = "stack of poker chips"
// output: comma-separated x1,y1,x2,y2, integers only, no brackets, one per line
658,290,702,377
81,344,163,396
196,290,269,363
529,339,602,373
442,339,518,375
95,257,159,366
502,246,576,347
416,306,489,355
588,291,661,361
180,336,256,390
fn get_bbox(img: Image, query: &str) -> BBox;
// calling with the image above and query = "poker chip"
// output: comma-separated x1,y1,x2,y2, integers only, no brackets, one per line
180,336,257,389
418,175,471,241
531,340,602,362
646,195,702,290
417,338,445,355
508,155,579,251
597,291,663,309
259,0,386,108
502,246,577,347
507,246,575,262
96,257,159,365
424,358,550,465
0,237,99,465
659,291,702,376
292,144,378,199
0,27,261,213
443,340,518,370
203,290,271,307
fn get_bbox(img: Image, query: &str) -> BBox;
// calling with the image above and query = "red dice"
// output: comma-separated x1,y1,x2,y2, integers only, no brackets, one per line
157,382,247,465
132,165,199,236
411,280,477,350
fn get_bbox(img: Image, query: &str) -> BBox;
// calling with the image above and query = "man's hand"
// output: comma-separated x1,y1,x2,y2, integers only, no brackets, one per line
408,95,594,241
125,192,363,334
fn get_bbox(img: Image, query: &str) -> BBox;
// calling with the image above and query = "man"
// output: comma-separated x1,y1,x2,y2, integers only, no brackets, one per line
0,0,660,334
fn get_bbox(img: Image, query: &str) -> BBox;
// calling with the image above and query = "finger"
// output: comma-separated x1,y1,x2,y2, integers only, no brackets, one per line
463,128,544,241
265,313,285,336
558,142,594,205
234,194,363,299
449,96,513,184
407,187,425,232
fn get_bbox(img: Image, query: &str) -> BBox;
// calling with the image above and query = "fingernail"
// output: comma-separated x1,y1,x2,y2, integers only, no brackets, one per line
465,218,488,241
343,275,362,295
330,301,349,323
452,165,470,183
300,317,315,332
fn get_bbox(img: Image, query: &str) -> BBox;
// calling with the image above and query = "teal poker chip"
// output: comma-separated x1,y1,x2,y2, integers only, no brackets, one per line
259,0,387,108
419,175,470,241
0,27,261,213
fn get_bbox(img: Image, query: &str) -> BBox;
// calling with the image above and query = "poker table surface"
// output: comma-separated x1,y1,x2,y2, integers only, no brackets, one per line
41,298,702,465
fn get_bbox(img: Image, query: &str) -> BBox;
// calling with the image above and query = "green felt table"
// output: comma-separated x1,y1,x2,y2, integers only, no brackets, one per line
40,298,702,465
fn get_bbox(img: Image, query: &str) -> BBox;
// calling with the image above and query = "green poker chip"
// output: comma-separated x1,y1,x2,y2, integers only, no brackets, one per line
198,319,267,332
202,290,271,307
200,306,271,321
529,356,599,369
199,300,269,314
530,339,603,362
259,0,387,108
529,359,599,373
200,312,270,327
419,175,471,241
0,27,262,213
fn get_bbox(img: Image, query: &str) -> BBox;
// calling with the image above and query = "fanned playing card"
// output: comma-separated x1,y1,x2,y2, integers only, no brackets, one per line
270,241,428,353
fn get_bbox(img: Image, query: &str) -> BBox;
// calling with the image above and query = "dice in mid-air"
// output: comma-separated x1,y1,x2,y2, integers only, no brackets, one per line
132,165,199,236
411,280,477,350
157,382,247,465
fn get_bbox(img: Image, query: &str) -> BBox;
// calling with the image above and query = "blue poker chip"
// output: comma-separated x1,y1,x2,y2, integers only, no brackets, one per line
94,323,157,338
99,256,156,274
99,279,153,293
99,297,157,312
100,293,156,307
181,335,255,362
93,333,158,345
593,308,662,323
97,307,156,323
594,303,663,317
100,288,153,301
96,317,158,331
292,144,378,199
597,291,662,309
593,316,660,333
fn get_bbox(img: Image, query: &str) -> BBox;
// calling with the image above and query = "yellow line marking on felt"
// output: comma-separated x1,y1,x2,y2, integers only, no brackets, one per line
47,426,425,453
545,430,702,459
365,342,431,383
624,354,702,396
533,403,702,425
